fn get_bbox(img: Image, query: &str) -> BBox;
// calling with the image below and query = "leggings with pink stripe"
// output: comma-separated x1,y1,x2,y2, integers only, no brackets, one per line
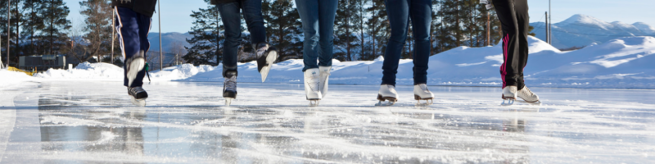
493,0,529,90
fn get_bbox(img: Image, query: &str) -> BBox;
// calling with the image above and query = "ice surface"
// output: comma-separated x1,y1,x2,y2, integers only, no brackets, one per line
1,81,653,163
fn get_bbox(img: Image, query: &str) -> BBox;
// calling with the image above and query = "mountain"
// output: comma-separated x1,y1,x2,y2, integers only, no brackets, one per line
147,32,193,53
531,14,655,49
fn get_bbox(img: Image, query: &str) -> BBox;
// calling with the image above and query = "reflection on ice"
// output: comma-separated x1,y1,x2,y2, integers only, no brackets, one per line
0,82,653,163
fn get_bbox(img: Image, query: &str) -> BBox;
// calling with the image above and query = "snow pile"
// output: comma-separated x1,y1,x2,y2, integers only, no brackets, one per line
0,69,38,89
34,62,124,80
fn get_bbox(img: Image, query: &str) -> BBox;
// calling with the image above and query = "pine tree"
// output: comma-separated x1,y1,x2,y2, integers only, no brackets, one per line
184,0,223,65
42,0,71,55
262,0,302,61
362,0,389,60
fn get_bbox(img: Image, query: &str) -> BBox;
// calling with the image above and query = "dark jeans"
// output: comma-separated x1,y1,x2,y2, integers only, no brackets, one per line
217,0,266,72
115,7,150,87
381,0,432,86
493,0,529,89
295,0,338,72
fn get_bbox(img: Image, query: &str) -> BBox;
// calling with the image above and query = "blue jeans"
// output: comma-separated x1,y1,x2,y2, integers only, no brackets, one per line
115,7,151,87
216,0,266,71
295,0,338,72
381,0,432,85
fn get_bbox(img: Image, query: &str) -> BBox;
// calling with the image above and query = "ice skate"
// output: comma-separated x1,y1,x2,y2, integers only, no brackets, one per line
223,71,237,106
304,68,322,107
517,86,541,105
128,86,148,107
502,86,540,105
255,43,278,82
126,51,145,87
414,84,434,106
376,84,398,106
501,86,518,105
319,66,331,98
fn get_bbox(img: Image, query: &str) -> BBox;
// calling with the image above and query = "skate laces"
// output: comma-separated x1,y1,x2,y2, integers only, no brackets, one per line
224,76,237,91
419,84,430,93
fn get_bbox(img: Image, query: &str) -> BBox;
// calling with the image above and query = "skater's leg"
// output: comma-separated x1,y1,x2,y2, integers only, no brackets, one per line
130,12,152,87
515,0,529,90
409,0,432,85
381,0,410,86
316,0,338,67
492,0,521,88
217,2,242,69
295,0,320,72
115,7,141,87
241,0,266,45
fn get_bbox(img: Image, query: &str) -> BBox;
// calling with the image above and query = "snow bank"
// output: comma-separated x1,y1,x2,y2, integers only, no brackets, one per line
0,69,38,89
34,62,123,80
32,36,655,89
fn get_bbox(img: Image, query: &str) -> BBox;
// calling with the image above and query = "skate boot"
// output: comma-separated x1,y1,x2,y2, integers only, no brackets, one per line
501,86,518,105
126,51,146,87
128,86,148,107
304,68,322,107
223,71,237,106
517,86,540,104
414,84,434,106
255,43,278,82
376,84,398,106
319,66,331,98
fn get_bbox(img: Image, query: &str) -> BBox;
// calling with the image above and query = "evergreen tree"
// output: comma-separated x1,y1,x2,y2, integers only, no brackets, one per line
42,0,71,55
184,0,223,65
334,0,361,61
262,0,302,61
21,0,47,55
361,0,389,60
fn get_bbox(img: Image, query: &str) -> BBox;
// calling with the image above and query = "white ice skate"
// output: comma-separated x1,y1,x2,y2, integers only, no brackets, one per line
502,85,540,105
414,84,434,106
376,84,399,106
304,68,322,107
255,43,278,82
223,71,237,106
319,66,331,98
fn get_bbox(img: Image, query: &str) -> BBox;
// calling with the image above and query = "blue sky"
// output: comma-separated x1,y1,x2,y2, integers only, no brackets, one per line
63,0,655,33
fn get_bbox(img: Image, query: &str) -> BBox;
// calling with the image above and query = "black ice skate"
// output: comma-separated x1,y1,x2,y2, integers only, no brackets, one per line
223,71,237,106
128,86,148,107
255,43,278,82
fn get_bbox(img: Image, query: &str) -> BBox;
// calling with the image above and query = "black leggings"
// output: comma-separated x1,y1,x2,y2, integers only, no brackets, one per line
493,0,529,89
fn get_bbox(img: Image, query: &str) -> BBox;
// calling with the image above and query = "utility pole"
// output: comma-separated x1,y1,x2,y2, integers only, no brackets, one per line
216,6,219,66
158,0,162,70
545,12,549,44
549,0,552,44
6,0,11,68
111,8,115,64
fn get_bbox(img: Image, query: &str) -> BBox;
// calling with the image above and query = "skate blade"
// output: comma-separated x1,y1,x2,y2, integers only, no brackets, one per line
375,94,397,106
127,58,145,87
260,51,278,82
415,100,433,107
309,100,320,107
131,97,146,107
501,98,516,106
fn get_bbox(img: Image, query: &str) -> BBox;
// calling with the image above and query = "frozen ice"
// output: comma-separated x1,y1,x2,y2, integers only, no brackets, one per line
1,81,653,163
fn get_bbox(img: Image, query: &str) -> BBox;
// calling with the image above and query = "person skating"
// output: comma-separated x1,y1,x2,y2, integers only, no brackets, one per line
295,0,338,107
210,0,278,106
112,0,158,106
376,0,434,106
481,0,540,105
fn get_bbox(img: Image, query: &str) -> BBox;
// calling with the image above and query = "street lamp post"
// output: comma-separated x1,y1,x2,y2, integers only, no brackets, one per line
6,0,10,68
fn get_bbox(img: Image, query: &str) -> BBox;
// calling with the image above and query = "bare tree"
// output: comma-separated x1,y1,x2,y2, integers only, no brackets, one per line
80,0,113,62
169,41,187,65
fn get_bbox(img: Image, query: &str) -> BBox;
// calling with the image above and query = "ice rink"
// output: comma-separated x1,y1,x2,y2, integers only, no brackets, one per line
1,81,654,163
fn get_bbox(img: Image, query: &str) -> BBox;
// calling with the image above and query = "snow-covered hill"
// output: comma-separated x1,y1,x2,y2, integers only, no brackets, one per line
531,14,655,49
33,36,655,89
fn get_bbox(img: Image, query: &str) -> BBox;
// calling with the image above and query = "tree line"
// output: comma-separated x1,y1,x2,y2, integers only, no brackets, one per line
184,0,531,66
